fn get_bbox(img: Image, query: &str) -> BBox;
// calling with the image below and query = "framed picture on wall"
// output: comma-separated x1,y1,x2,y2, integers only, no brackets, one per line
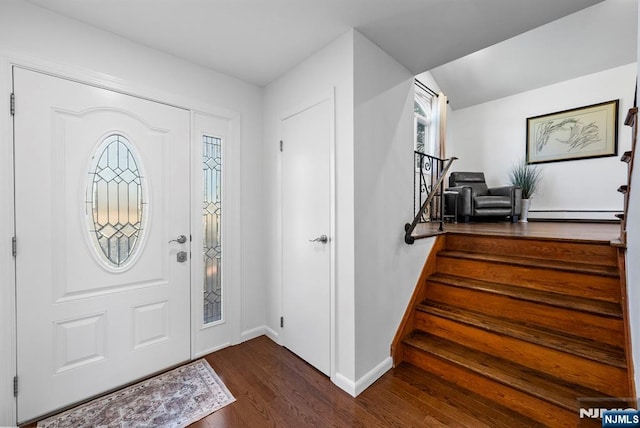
526,99,618,164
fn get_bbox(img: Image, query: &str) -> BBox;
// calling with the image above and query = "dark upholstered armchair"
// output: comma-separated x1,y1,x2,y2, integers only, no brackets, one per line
446,172,522,223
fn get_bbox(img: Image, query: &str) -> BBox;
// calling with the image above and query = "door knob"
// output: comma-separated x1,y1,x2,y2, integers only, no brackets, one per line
309,234,329,244
169,235,187,244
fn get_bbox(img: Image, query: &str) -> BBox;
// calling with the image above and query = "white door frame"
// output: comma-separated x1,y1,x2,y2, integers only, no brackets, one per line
277,89,337,379
0,56,17,427
0,54,242,426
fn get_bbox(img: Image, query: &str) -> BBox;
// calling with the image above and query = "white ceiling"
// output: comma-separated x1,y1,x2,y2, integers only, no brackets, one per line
430,0,638,110
24,0,604,88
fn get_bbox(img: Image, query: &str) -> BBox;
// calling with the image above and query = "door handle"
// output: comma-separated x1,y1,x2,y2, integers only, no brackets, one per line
309,234,329,244
169,235,187,244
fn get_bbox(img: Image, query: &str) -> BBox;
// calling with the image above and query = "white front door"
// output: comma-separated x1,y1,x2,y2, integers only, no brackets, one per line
14,68,191,423
281,98,332,376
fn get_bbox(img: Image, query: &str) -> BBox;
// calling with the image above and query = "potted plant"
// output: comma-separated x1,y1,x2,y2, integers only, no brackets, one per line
509,159,542,222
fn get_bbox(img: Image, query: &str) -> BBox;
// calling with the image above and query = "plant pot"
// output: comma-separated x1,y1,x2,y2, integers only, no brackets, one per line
520,199,531,223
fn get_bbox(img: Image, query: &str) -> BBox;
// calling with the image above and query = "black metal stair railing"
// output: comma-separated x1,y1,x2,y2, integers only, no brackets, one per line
404,153,457,244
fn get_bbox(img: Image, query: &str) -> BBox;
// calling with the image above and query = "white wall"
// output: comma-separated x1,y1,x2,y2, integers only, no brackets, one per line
263,30,436,395
449,63,636,220
624,0,640,400
353,32,435,383
263,30,357,383
0,1,264,425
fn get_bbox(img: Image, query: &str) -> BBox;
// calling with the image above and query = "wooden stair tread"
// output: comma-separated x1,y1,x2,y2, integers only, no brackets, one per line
438,250,619,277
416,301,626,368
428,273,622,318
403,331,617,413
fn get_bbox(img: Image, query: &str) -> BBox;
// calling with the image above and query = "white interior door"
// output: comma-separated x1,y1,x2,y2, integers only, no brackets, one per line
14,68,191,423
281,98,332,376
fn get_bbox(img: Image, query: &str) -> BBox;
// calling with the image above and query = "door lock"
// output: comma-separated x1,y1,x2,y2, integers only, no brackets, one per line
309,234,329,244
177,251,188,263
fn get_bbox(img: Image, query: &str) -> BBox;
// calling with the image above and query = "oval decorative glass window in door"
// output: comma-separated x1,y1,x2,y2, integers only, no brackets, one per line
87,134,146,268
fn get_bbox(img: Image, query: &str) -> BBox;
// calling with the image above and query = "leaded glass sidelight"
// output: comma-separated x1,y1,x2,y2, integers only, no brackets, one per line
86,134,145,268
203,135,222,324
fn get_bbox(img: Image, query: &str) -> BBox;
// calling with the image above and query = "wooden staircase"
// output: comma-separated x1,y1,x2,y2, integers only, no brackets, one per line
392,232,634,427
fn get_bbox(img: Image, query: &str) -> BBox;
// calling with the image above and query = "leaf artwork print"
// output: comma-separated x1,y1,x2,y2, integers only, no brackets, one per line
535,118,602,153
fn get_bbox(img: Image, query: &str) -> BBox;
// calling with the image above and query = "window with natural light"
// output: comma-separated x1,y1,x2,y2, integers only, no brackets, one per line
202,134,222,324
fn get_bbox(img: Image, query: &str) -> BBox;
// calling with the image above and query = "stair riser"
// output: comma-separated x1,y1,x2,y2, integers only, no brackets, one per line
436,257,621,302
445,235,618,267
425,282,624,348
403,346,578,427
415,312,629,397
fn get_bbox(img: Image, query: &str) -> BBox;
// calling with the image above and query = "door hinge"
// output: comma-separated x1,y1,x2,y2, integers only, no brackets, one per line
10,93,15,116
280,316,284,328
11,236,16,258
279,140,283,152
13,376,17,397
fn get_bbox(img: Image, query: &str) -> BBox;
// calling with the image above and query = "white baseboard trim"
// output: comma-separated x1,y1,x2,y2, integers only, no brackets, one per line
332,356,393,398
528,210,619,221
264,326,279,343
354,357,393,396
332,372,357,397
241,326,266,342
192,342,231,359
194,324,274,358
239,325,280,344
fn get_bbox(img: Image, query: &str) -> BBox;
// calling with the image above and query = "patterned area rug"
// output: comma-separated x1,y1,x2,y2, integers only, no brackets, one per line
37,359,235,428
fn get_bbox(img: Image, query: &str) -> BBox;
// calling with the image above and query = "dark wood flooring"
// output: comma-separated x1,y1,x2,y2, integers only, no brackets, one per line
192,335,543,427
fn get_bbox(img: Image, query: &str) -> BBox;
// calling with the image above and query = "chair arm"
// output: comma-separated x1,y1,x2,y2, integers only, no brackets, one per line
512,187,522,216
488,186,517,197
489,186,523,215
447,186,472,216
